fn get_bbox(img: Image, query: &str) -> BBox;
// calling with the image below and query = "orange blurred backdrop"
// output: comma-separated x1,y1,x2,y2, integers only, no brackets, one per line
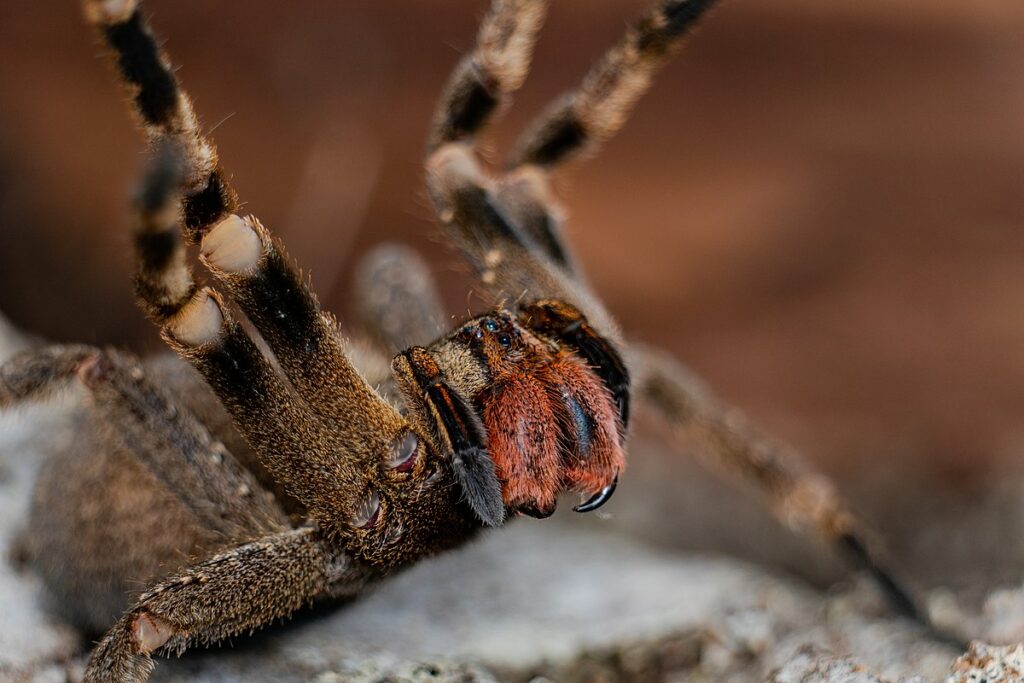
1,0,1023,586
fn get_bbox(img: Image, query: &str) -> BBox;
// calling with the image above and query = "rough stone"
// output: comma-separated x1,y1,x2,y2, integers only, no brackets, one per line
0,324,1014,683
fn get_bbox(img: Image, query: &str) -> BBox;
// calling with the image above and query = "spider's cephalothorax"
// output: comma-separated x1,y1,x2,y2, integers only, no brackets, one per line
0,0,955,680
404,303,626,522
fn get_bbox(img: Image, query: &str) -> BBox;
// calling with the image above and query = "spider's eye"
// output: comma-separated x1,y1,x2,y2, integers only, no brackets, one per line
497,333,511,348
386,431,419,472
352,489,381,529
483,319,498,332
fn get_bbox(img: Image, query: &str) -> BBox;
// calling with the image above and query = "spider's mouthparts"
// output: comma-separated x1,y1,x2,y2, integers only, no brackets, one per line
573,477,618,513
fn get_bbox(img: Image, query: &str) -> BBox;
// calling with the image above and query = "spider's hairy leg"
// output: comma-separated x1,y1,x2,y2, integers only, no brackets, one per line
429,0,952,635
191,206,479,545
83,527,370,683
86,0,412,453
355,244,446,354
198,213,408,446
425,144,631,423
124,144,395,544
427,0,549,153
629,344,966,645
162,286,384,538
83,0,234,239
25,187,399,672
0,344,286,539
91,2,479,572
510,0,717,170
427,143,617,339
499,0,720,271
425,0,604,321
425,0,639,518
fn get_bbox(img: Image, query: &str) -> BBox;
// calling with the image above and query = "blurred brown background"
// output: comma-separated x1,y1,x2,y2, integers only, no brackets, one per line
1,1,1023,589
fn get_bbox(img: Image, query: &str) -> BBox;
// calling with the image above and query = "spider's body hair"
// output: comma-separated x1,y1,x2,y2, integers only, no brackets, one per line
0,0,963,680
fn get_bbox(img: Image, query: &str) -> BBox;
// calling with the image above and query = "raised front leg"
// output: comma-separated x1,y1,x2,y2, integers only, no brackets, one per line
86,0,480,572
421,0,948,639
499,0,719,274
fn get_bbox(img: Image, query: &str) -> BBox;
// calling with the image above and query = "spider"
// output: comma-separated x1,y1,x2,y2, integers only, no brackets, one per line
0,0,953,681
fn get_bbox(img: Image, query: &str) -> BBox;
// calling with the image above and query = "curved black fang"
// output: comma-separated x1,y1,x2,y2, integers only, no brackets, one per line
573,478,618,513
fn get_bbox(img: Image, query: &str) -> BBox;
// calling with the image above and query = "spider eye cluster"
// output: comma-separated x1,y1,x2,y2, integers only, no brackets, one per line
457,314,520,353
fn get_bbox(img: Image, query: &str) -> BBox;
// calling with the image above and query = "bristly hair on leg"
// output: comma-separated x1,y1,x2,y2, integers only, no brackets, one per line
628,342,969,648
85,0,237,241
490,0,721,281
509,0,718,169
428,0,549,152
132,142,196,324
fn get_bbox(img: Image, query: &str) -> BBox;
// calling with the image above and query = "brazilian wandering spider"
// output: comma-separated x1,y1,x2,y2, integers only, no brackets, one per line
0,0,958,680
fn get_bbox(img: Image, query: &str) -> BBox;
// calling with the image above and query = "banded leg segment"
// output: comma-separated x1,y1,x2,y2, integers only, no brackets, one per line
498,0,720,272
0,345,286,539
495,165,575,274
93,1,411,455
428,0,548,152
164,291,386,538
510,0,718,169
93,3,479,570
127,151,392,540
86,0,235,239
83,527,372,683
427,0,725,339
427,143,620,341
199,214,406,447
628,344,933,626
132,142,196,323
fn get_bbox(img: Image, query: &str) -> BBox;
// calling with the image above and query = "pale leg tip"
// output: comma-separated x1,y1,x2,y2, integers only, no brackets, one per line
132,612,174,655
83,0,137,25
201,214,263,274
168,289,224,347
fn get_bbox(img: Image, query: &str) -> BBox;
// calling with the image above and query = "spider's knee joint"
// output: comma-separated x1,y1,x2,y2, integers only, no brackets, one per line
83,0,137,26
75,351,114,388
201,214,262,274
167,288,224,347
426,143,485,200
131,611,175,655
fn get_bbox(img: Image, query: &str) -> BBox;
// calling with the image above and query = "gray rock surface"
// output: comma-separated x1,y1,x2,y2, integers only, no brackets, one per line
0,402,962,682
0,326,1014,683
